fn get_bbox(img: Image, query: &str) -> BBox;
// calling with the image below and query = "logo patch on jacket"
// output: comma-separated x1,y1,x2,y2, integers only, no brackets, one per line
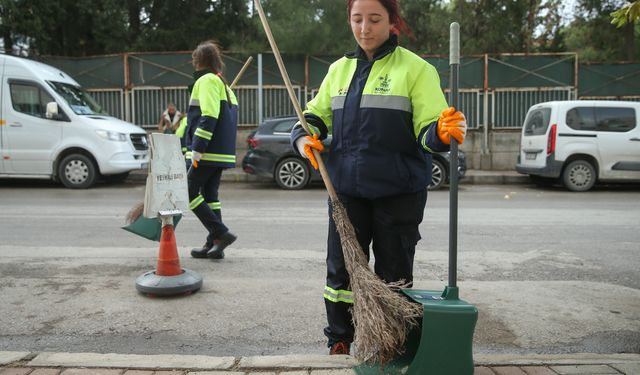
374,75,391,94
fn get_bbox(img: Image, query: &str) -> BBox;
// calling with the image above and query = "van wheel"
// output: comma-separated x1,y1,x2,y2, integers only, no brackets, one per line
58,154,97,189
562,160,596,192
429,159,447,190
275,157,310,190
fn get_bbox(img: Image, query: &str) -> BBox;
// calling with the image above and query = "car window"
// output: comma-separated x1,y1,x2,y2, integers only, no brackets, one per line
47,81,105,115
273,120,296,134
524,108,551,136
566,107,596,131
10,83,54,118
595,107,636,132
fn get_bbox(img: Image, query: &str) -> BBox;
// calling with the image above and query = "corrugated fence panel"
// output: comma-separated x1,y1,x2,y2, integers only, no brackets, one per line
578,63,640,98
40,52,637,130
489,54,576,88
88,89,124,120
492,87,575,128
42,55,124,89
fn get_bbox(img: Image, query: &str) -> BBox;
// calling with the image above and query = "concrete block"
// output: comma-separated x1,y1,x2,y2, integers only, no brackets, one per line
238,355,355,370
611,362,640,374
550,364,620,374
492,366,528,375
29,353,234,371
309,370,355,375
521,367,557,375
29,370,62,375
60,369,122,375
0,352,31,366
0,369,32,375
474,367,496,375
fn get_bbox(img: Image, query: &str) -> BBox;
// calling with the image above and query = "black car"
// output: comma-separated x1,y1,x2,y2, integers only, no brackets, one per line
241,116,466,190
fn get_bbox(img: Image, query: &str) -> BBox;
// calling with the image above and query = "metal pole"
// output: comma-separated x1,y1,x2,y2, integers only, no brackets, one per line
258,53,263,126
483,53,489,155
448,22,460,289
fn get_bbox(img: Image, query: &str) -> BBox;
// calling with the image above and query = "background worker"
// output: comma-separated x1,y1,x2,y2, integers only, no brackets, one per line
290,0,467,355
175,112,189,155
157,102,182,134
185,40,238,260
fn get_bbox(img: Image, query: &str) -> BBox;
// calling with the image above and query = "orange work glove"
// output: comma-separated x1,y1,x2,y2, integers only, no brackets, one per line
295,134,324,170
437,107,467,145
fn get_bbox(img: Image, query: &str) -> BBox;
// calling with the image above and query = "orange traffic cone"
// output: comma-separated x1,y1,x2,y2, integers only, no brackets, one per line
156,224,181,276
135,218,203,296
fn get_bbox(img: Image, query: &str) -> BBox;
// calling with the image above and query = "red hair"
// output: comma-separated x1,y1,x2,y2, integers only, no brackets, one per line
347,0,413,37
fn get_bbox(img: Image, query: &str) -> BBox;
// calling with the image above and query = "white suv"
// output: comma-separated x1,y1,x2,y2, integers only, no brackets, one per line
516,100,640,191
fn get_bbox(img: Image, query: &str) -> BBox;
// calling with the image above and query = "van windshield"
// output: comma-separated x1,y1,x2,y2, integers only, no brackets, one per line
524,108,551,136
47,81,106,115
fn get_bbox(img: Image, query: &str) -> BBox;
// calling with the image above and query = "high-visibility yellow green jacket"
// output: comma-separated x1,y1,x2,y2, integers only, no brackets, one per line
291,35,449,198
185,71,238,168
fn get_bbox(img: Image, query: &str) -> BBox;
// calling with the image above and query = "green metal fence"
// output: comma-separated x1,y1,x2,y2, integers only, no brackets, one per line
40,52,639,130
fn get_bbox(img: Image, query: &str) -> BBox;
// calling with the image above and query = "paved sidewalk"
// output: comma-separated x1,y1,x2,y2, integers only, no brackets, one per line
1,352,639,375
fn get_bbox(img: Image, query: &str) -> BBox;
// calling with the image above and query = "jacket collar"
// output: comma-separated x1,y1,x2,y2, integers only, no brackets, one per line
189,69,215,94
345,34,398,61
193,69,214,81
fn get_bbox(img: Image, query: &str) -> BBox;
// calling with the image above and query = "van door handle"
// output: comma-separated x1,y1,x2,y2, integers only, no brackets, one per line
631,138,640,141
9,122,23,127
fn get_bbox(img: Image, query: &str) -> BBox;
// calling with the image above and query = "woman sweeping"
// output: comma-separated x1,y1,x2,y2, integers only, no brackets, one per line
290,0,467,355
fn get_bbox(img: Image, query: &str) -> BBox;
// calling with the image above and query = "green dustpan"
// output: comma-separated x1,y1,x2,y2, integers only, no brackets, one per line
122,215,182,241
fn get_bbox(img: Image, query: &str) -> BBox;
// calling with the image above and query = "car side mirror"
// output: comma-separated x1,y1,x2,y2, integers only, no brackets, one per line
45,102,61,120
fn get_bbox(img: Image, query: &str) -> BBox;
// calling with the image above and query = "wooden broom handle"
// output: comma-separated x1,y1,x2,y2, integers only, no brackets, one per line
253,0,338,201
230,56,253,89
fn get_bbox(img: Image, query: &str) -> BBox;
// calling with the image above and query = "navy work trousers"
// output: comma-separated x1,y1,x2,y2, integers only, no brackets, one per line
188,165,227,247
324,189,428,346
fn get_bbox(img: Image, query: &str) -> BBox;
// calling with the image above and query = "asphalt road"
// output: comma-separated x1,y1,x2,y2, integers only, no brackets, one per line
0,179,638,357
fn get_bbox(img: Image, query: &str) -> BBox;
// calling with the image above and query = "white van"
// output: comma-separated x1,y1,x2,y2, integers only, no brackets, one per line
0,54,149,188
516,100,640,191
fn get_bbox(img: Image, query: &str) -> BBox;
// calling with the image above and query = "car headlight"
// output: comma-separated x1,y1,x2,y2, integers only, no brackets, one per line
96,130,127,142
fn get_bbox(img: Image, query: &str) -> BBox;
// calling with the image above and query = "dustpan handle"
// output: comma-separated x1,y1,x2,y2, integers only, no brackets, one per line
448,22,460,289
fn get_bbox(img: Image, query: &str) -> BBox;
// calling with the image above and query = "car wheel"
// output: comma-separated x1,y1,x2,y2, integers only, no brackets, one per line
104,172,130,184
429,159,447,190
275,157,310,190
562,160,596,192
58,154,97,189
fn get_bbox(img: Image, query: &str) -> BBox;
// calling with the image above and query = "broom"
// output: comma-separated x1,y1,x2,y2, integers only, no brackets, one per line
253,0,422,365
125,55,255,224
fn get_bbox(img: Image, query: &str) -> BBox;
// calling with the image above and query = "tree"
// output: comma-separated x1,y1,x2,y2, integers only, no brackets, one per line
253,0,352,54
611,0,640,27
563,0,638,61
400,0,451,55
0,0,130,56
450,0,546,54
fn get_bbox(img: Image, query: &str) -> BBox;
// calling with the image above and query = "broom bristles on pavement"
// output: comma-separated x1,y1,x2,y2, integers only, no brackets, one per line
125,201,145,224
332,200,423,366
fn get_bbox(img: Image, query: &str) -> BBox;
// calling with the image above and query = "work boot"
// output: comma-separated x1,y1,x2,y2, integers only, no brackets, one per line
191,239,220,259
207,231,237,259
329,341,350,355
190,243,212,259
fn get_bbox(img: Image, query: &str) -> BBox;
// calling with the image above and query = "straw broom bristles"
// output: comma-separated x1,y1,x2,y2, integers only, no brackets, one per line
332,200,423,365
125,201,145,224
